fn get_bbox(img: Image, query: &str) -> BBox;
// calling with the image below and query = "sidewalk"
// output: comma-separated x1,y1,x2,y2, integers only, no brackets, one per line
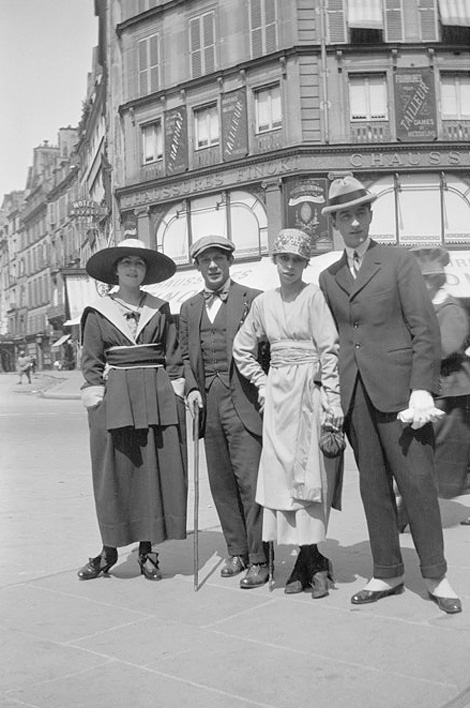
4,372,470,708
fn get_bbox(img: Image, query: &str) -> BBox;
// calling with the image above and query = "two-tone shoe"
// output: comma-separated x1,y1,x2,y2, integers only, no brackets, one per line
220,555,248,577
77,548,118,580
351,582,404,605
138,551,162,581
240,563,269,589
428,593,462,614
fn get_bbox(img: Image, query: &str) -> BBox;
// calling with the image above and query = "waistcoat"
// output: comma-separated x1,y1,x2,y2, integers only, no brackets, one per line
200,305,230,389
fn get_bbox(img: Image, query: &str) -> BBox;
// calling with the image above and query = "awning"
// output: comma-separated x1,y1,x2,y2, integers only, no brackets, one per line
438,0,470,26
348,0,384,29
51,334,71,348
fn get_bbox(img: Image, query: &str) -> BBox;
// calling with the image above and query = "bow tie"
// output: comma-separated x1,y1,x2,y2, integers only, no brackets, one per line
124,311,140,322
203,289,229,304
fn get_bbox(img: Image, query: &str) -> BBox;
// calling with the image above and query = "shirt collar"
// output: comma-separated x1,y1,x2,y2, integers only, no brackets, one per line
345,237,370,261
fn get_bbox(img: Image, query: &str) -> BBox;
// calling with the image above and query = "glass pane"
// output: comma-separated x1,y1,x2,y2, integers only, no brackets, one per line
191,194,227,242
459,76,470,116
369,76,387,119
367,175,397,245
195,110,209,147
271,86,281,126
398,174,441,246
441,78,457,116
157,203,189,264
256,89,271,131
443,177,470,246
230,190,268,257
349,79,367,119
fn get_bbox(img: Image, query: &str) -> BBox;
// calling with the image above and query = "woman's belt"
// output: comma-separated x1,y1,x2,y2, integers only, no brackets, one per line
270,340,319,368
105,344,165,369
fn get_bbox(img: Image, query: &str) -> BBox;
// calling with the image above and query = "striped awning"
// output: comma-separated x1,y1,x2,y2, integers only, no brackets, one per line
347,0,384,29
438,0,470,26
51,334,71,349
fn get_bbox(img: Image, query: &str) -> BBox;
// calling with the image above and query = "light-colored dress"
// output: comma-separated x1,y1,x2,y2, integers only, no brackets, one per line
233,283,341,545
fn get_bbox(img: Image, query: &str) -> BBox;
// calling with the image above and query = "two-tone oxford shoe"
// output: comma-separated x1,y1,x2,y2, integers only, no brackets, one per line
351,582,404,605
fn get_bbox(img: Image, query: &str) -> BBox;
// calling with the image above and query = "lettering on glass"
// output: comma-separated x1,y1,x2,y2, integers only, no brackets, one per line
394,69,437,142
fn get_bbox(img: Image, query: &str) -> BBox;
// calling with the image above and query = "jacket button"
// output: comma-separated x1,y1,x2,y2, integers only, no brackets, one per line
355,343,361,349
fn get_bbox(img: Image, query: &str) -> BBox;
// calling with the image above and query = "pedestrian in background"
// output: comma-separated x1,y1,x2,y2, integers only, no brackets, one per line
319,174,461,614
412,247,470,523
78,238,189,582
17,351,31,384
233,229,343,598
179,235,269,589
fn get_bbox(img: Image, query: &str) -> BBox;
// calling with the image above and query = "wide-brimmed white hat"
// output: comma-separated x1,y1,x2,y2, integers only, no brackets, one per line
86,238,176,285
322,175,377,215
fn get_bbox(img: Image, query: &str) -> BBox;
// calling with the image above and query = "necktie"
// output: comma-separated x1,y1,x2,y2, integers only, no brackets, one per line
203,289,229,306
352,251,361,279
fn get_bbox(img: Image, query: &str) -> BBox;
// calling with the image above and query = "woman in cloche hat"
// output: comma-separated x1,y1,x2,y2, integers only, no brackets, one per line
233,229,344,598
78,238,191,581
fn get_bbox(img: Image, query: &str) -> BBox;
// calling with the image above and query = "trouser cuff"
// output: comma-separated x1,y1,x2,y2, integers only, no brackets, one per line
420,561,447,579
373,563,405,579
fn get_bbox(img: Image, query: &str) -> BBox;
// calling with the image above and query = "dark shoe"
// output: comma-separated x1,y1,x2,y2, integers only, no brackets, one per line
138,552,162,581
220,555,248,577
310,557,334,599
285,549,307,594
351,582,404,605
77,548,118,580
460,516,470,526
428,593,462,614
240,563,269,589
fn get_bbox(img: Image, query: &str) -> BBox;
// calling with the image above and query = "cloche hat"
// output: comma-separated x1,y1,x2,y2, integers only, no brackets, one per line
410,246,450,276
322,175,377,215
272,228,311,261
190,235,236,261
86,238,176,285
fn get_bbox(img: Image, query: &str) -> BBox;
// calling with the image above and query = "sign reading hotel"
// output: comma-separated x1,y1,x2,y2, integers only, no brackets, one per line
221,89,248,162
164,106,188,175
394,69,437,142
285,178,331,252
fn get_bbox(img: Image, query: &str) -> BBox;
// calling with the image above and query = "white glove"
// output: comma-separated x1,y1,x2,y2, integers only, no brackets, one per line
186,389,203,416
81,385,105,409
170,378,185,398
397,390,445,429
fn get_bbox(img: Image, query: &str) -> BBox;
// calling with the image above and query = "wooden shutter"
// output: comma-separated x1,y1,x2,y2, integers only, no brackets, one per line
149,34,159,93
384,0,404,42
190,17,202,78
265,0,277,53
203,12,215,74
250,0,263,58
326,0,347,44
418,0,438,41
138,38,148,95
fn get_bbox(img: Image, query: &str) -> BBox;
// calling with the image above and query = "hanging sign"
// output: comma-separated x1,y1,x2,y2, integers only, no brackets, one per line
394,68,437,142
165,106,188,175
221,88,248,162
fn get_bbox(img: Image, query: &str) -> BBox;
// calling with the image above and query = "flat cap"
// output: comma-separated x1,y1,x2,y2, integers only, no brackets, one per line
190,235,236,260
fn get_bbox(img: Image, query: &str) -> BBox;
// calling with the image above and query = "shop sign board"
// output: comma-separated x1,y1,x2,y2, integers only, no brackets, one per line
165,106,188,175
394,68,437,142
221,89,248,162
285,178,331,252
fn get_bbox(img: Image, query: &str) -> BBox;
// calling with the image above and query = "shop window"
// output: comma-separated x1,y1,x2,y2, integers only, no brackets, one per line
228,191,269,258
440,74,470,119
141,121,163,164
349,74,388,121
194,104,219,150
255,84,281,133
138,34,159,96
442,176,470,246
189,12,215,79
250,0,277,58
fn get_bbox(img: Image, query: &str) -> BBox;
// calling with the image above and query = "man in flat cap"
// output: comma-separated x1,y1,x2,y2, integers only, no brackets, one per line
179,236,269,588
319,174,461,614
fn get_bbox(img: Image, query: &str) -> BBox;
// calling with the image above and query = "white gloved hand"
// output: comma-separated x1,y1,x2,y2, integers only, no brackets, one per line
81,385,105,409
397,390,445,429
186,389,203,416
170,377,185,398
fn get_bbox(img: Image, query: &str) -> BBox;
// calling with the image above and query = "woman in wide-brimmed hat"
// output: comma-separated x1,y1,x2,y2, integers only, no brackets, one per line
233,229,344,599
78,238,192,581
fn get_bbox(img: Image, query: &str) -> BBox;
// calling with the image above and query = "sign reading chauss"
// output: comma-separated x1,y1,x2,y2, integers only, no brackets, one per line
394,68,437,142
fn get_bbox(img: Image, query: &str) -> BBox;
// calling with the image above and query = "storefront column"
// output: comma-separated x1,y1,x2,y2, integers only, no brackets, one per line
261,179,283,252
135,206,151,247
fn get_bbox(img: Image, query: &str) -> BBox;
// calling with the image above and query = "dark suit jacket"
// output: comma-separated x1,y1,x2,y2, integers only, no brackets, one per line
319,240,441,414
179,281,264,437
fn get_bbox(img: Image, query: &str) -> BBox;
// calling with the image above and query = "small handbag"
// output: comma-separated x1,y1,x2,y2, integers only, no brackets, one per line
319,421,346,458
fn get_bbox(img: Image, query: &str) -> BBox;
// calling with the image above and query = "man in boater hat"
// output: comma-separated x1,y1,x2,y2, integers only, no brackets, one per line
319,174,462,614
179,235,269,588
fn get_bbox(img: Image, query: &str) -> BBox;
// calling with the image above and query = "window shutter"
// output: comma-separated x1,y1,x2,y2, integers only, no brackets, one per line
326,0,347,44
460,76,470,116
138,39,148,96
265,0,277,53
418,0,438,41
149,34,159,92
190,18,202,78
203,12,215,74
251,0,263,58
384,0,403,42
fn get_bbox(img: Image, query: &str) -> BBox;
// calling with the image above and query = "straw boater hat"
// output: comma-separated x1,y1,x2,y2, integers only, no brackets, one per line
322,175,377,215
410,246,450,276
86,238,176,286
272,228,311,261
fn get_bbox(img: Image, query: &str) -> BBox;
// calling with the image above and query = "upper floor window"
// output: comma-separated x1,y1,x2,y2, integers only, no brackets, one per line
250,0,277,58
349,74,388,121
255,84,281,133
194,104,219,149
141,121,163,164
441,74,470,119
138,34,159,96
189,12,215,79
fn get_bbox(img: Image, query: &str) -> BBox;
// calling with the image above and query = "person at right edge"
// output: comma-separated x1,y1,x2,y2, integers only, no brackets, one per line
319,174,462,614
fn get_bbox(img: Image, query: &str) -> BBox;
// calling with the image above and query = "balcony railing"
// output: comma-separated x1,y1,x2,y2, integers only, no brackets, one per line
350,121,391,143
442,120,470,141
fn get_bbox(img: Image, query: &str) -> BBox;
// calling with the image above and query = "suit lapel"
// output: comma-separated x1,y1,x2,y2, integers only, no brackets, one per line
350,242,381,298
334,253,353,296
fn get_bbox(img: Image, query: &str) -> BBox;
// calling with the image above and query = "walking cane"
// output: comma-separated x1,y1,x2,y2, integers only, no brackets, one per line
192,402,200,592
268,541,274,592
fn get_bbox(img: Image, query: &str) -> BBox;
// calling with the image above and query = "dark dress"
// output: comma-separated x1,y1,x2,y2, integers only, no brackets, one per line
81,294,187,548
